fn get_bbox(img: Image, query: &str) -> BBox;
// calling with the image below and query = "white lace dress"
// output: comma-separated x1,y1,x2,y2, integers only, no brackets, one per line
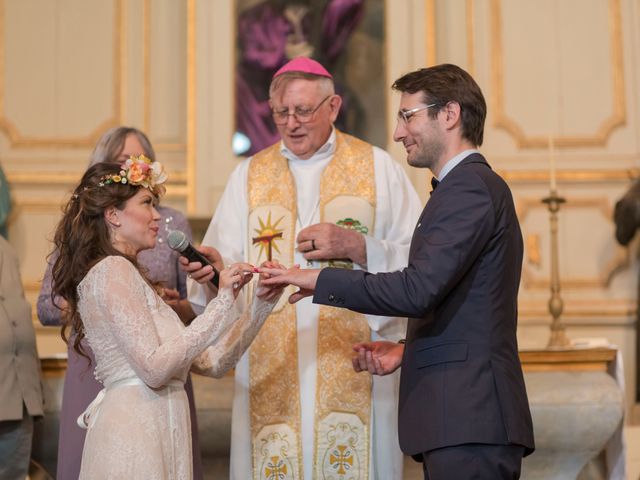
76,256,275,479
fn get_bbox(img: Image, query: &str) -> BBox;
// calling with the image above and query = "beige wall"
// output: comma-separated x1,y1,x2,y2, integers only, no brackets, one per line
2,0,639,418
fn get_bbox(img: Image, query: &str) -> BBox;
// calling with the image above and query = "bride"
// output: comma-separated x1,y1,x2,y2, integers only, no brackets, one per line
51,156,283,479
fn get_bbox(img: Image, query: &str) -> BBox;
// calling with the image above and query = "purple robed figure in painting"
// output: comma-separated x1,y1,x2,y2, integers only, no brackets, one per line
236,0,364,155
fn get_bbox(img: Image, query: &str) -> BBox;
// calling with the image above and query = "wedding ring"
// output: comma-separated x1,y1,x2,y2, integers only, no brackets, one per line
311,239,316,250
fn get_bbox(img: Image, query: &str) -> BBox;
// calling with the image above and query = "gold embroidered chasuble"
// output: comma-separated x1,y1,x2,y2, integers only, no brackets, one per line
247,131,376,480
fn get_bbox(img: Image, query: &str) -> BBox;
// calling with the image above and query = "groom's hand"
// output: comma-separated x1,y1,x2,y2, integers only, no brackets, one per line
352,341,404,376
259,267,320,304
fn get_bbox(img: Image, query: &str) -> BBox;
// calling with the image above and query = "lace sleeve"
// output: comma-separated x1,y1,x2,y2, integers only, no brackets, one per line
87,256,239,388
191,289,278,378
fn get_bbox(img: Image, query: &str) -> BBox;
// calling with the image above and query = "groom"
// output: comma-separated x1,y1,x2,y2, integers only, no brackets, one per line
262,64,535,479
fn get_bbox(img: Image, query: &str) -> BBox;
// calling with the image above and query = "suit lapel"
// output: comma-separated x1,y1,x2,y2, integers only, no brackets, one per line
409,153,491,257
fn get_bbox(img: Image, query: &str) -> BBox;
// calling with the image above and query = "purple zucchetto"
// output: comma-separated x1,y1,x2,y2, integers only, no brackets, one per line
273,57,333,79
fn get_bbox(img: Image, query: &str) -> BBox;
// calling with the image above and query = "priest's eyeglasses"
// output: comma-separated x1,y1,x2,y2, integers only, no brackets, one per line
398,103,438,124
271,95,332,125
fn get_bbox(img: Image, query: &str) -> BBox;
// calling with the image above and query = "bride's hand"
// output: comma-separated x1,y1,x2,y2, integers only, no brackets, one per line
255,260,287,301
219,262,254,298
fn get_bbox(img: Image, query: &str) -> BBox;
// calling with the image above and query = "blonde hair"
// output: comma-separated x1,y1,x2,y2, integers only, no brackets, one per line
90,127,155,166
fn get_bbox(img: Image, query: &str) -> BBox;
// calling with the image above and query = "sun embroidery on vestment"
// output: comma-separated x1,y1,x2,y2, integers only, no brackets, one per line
252,211,285,262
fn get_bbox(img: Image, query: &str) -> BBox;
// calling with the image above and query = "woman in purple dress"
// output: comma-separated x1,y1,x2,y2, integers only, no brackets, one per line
37,127,204,480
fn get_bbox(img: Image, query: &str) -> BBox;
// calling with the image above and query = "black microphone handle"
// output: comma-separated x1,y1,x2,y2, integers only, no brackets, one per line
181,244,220,288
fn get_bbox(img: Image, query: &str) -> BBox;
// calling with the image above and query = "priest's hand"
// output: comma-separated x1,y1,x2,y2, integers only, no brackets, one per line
259,266,320,304
160,288,196,325
297,223,366,266
352,341,404,376
178,245,224,285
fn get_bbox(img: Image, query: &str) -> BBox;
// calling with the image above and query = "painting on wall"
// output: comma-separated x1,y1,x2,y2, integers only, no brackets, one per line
234,0,386,156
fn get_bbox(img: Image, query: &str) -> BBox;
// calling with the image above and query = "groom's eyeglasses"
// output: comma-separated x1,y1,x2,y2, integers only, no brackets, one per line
397,103,439,124
271,95,332,125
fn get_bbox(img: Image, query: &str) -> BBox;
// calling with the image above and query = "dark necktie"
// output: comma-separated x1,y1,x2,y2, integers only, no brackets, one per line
430,177,439,196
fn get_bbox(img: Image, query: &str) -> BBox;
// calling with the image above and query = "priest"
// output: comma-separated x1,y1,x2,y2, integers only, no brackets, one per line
184,57,422,480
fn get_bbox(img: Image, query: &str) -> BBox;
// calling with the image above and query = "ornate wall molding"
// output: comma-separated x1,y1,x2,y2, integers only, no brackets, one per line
142,0,187,152
186,0,196,213
490,0,626,148
6,170,188,185
519,302,635,322
466,0,475,75
499,167,639,183
143,0,151,134
425,0,436,66
517,196,629,289
10,184,188,211
0,0,124,147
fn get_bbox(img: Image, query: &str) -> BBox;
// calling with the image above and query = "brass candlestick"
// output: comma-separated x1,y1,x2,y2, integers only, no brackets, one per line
542,190,571,348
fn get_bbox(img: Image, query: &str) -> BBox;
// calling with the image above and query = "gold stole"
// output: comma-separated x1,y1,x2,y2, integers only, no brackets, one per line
247,131,375,480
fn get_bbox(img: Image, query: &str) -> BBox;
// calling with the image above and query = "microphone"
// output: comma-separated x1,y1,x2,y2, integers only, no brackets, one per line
167,230,219,288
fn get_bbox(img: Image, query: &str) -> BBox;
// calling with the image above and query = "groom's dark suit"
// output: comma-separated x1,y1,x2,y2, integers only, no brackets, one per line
314,153,535,459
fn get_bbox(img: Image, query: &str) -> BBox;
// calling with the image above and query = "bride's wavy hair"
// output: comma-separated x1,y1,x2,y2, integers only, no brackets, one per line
51,162,146,361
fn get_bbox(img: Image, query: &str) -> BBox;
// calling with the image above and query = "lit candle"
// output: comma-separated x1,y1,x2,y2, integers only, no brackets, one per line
548,134,557,192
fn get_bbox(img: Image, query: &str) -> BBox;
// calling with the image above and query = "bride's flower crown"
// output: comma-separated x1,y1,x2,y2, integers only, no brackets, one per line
98,155,168,196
